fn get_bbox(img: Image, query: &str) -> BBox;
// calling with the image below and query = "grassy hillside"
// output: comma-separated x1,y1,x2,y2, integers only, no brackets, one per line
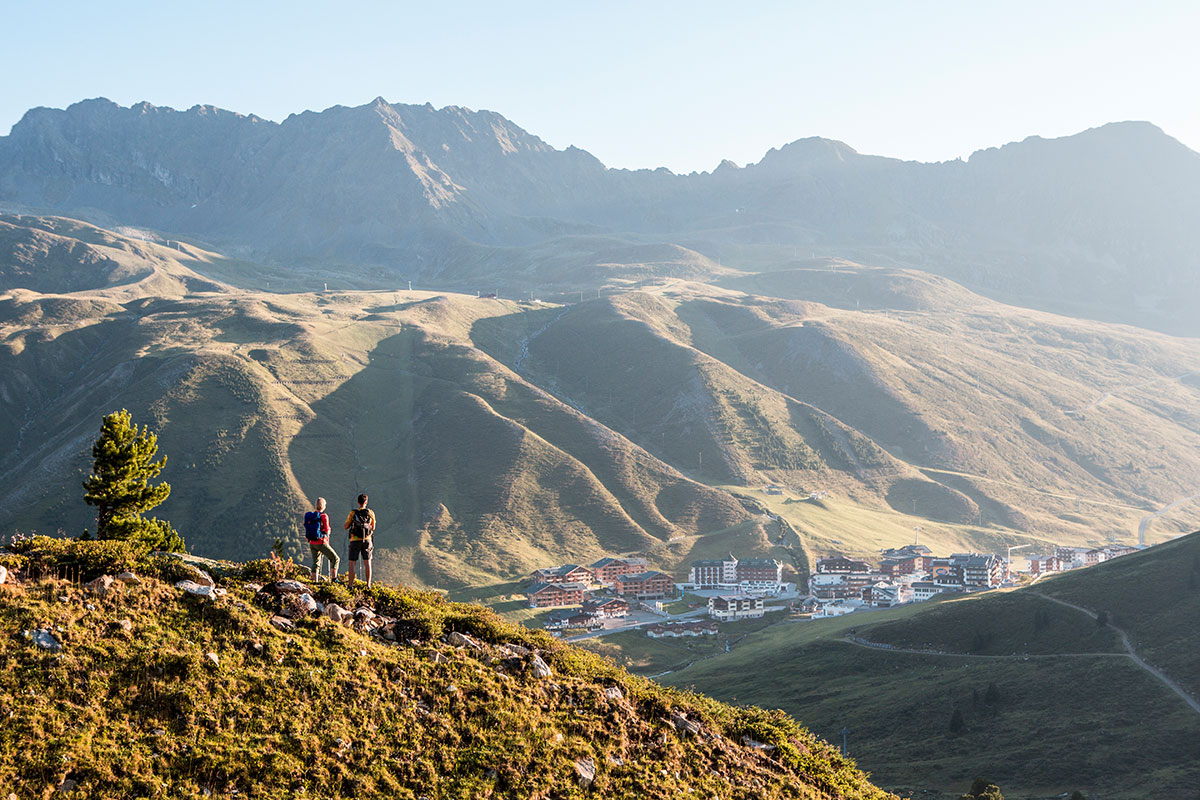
1037,530,1200,696
662,534,1200,798
5,214,1200,595
0,537,892,800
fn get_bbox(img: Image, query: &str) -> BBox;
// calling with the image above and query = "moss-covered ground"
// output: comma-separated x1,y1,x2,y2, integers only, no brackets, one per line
0,537,893,800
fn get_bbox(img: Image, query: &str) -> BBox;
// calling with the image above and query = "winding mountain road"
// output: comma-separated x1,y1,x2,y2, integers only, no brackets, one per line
1137,493,1200,546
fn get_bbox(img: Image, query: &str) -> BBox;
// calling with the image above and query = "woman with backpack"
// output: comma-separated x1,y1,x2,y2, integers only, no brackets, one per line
304,497,339,582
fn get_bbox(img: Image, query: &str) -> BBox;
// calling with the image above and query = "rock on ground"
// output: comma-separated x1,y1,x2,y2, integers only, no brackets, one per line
115,571,141,584
283,593,319,619
575,756,596,786
176,580,225,599
28,629,62,652
269,616,296,631
530,653,553,679
324,603,352,624
85,574,117,597
445,631,482,650
0,565,7,585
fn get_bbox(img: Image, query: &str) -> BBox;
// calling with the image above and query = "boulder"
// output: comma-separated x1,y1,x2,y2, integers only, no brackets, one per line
574,756,596,786
269,616,296,632
244,582,263,593
55,778,78,793
283,593,318,618
324,603,352,624
29,629,62,652
529,653,553,680
176,580,225,599
604,686,624,702
273,579,309,594
670,711,702,736
498,642,530,658
353,607,377,624
445,631,482,650
84,574,116,597
191,568,216,588
115,571,141,585
741,736,776,752
0,565,7,585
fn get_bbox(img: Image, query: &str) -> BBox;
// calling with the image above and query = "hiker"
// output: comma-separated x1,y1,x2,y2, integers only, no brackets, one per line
344,493,376,587
304,497,338,581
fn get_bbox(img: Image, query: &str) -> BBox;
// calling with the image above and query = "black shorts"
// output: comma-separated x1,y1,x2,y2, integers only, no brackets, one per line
348,539,373,562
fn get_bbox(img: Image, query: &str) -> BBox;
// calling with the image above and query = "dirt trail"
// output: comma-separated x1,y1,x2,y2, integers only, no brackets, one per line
1064,370,1194,415
842,635,1126,661
846,595,1200,716
1031,592,1200,715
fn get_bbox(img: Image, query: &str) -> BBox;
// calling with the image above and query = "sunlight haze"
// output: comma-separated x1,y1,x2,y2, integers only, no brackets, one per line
5,0,1199,171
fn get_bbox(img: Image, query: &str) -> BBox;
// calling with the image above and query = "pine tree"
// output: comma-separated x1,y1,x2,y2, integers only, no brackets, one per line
83,409,184,551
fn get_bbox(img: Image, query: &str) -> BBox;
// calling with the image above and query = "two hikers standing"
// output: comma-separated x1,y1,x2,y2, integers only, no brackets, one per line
304,493,376,587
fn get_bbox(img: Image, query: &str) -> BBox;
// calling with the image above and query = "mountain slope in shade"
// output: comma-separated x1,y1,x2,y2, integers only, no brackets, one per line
660,532,1200,799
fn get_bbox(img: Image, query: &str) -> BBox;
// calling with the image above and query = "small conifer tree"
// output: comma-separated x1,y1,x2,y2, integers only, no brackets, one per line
83,409,184,551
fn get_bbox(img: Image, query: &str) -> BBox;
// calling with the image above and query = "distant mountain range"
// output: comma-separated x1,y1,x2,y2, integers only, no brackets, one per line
3,98,1200,333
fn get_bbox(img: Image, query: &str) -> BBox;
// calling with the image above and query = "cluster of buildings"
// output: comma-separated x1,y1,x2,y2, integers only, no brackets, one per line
525,556,678,633
526,557,677,610
808,545,1005,613
1024,544,1138,575
684,554,793,594
525,551,795,633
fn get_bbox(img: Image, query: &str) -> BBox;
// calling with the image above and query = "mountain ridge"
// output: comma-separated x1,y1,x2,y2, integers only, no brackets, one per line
5,98,1198,334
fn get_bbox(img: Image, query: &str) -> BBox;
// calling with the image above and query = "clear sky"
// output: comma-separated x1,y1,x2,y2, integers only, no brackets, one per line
5,0,1198,173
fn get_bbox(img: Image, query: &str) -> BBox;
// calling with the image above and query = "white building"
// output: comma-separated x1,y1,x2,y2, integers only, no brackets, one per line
707,594,766,621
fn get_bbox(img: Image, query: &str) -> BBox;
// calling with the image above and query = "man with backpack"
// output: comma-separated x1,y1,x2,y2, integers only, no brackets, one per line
343,493,376,587
304,497,338,582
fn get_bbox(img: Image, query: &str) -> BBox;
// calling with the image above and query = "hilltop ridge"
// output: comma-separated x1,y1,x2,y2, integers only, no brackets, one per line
0,536,893,799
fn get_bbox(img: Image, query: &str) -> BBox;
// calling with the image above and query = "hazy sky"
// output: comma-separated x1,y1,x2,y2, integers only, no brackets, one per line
5,1,1198,173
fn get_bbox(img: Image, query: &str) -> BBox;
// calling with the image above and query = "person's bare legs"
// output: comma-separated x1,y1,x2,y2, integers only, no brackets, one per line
364,558,372,588
347,559,357,585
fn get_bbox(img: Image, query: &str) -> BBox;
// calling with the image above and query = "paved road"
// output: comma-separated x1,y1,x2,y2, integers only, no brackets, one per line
1137,492,1200,546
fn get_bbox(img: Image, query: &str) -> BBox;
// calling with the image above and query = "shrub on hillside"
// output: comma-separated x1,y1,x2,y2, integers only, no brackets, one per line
9,535,148,581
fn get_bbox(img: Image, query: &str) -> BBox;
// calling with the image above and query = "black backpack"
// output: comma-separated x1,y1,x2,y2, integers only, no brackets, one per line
349,508,372,540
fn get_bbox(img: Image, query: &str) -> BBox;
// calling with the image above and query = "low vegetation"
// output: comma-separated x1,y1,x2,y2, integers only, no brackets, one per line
0,537,893,799
663,532,1200,799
